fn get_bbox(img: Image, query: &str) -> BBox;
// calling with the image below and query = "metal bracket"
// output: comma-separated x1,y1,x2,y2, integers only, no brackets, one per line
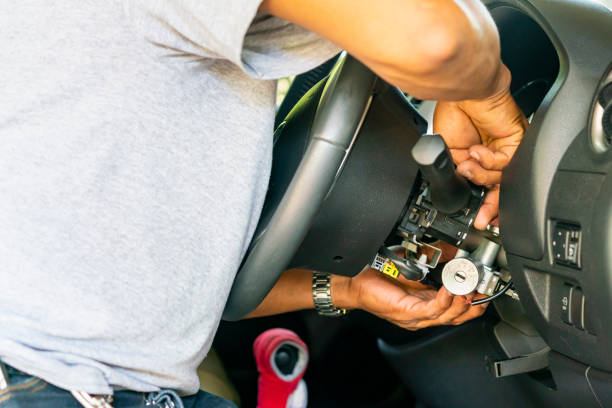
486,347,550,378
401,239,442,269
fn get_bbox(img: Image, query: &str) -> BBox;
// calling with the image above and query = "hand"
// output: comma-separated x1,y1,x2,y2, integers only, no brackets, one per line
433,64,528,229
334,267,487,331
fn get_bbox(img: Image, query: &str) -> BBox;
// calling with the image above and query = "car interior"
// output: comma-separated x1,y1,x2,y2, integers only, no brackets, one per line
209,0,612,406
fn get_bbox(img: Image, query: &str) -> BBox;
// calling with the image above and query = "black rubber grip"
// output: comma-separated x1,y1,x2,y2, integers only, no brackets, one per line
411,134,472,214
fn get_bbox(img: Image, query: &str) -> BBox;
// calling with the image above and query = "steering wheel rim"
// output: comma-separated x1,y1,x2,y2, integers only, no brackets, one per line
223,53,377,320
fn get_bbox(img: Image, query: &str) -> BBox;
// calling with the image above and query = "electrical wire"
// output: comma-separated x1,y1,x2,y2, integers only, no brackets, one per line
469,280,514,306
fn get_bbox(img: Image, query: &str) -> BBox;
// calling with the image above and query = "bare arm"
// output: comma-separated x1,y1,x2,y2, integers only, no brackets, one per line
245,269,353,317
245,269,319,317
245,0,521,326
245,268,486,330
260,0,507,101
262,0,527,227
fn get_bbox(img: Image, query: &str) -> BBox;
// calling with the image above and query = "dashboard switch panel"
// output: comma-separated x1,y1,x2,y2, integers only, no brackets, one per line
551,222,582,268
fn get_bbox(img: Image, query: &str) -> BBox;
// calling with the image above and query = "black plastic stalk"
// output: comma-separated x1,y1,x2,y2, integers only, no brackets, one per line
411,134,472,214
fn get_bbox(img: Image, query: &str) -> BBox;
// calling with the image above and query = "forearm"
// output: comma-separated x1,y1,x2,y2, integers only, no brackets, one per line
244,267,487,330
260,0,505,100
244,269,355,318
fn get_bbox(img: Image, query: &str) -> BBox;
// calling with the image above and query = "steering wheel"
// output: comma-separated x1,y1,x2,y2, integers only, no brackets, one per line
223,54,376,320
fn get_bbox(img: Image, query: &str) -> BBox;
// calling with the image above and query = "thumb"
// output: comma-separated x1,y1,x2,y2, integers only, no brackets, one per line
434,286,454,310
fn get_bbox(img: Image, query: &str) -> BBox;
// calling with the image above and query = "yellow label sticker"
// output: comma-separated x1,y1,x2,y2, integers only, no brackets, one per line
382,261,399,279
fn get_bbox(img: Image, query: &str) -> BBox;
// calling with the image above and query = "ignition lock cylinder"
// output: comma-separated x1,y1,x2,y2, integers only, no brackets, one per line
442,239,518,304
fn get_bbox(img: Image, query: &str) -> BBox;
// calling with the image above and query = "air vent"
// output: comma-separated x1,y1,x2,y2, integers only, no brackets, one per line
590,70,612,153
599,83,612,146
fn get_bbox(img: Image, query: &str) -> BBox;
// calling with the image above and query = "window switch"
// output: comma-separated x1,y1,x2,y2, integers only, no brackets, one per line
570,287,584,330
552,223,582,268
560,285,572,325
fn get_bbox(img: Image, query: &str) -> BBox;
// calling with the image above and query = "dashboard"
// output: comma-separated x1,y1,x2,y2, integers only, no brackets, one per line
496,0,611,373
377,1,612,406
224,0,612,405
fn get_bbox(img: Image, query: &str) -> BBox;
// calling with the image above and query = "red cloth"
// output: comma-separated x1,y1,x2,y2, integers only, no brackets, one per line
254,328,309,408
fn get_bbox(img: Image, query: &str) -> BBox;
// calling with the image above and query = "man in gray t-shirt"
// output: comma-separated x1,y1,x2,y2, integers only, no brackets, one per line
0,0,527,407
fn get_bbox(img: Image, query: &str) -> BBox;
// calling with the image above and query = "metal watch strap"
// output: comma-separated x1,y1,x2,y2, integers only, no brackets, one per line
312,271,347,317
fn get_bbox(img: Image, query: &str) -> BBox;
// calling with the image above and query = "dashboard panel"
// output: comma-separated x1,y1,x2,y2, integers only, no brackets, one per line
495,0,612,381
378,1,612,407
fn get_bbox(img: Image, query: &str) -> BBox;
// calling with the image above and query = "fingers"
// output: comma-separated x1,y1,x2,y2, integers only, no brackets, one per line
434,290,487,325
453,145,504,229
434,286,455,312
449,148,472,165
468,144,513,171
433,102,482,150
449,302,487,325
429,288,476,320
408,290,486,330
474,187,499,230
404,286,453,322
453,134,519,185
450,293,489,324
457,87,527,145
434,292,471,323
457,160,502,185
456,142,522,186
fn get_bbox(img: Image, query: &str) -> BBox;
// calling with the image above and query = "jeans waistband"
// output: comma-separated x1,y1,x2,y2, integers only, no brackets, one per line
0,360,38,388
0,361,184,408
2,362,28,377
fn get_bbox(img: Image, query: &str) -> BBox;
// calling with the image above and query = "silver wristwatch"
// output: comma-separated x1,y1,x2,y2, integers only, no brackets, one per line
312,271,347,317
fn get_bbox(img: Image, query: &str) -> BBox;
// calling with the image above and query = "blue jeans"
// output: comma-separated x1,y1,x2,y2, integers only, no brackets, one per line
0,364,237,408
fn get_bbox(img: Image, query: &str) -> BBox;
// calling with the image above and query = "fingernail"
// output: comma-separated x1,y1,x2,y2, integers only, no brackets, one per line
461,169,473,180
470,151,480,161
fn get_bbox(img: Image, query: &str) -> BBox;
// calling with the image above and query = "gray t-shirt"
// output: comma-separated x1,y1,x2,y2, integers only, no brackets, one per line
0,1,338,396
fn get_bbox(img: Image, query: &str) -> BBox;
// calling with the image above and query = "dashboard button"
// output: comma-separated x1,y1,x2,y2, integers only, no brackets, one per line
583,297,596,334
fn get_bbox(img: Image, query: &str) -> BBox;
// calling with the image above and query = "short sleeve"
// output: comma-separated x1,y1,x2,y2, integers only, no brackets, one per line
131,0,341,79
